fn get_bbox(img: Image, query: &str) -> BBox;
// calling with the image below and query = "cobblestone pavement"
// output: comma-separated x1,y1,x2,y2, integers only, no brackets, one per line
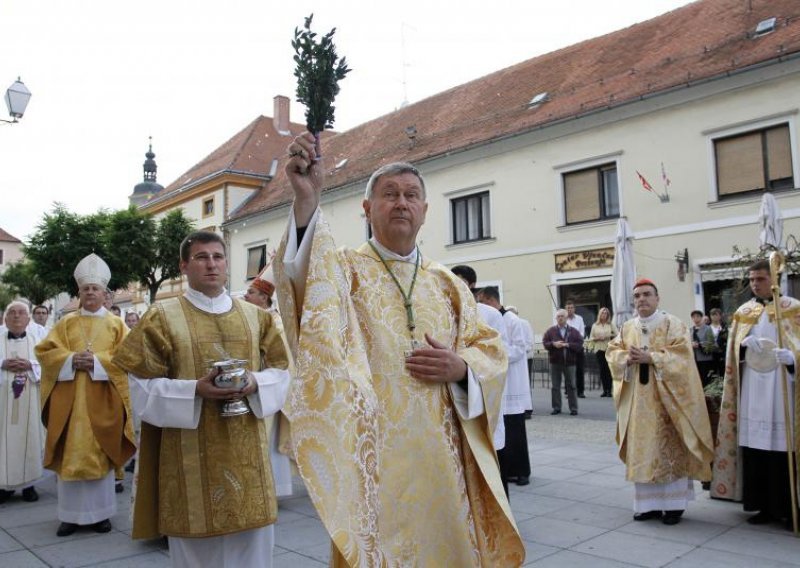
3,408,800,567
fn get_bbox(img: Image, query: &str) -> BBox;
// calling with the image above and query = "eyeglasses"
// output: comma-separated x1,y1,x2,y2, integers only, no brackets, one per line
190,253,226,263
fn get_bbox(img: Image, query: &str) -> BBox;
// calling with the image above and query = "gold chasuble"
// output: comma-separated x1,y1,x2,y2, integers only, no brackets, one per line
112,298,289,539
606,313,713,484
711,297,800,501
275,214,524,567
36,313,135,480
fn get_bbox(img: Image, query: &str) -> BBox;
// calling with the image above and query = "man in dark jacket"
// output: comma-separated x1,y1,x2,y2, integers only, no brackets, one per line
542,309,584,415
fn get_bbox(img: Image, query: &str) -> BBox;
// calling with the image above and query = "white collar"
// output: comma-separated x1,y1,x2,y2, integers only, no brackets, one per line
80,307,108,317
636,310,665,325
184,286,232,314
369,237,418,263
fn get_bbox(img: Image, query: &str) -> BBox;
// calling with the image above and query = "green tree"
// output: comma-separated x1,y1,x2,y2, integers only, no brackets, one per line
103,207,194,302
0,259,62,305
0,282,15,312
24,204,194,302
24,204,116,298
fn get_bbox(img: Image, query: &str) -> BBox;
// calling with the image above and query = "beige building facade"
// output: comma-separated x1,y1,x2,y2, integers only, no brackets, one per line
224,2,800,342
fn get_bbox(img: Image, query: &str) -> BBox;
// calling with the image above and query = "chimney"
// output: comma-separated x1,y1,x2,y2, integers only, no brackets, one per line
273,95,290,135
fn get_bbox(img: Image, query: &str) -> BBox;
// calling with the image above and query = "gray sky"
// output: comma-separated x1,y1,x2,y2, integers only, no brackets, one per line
1,0,691,241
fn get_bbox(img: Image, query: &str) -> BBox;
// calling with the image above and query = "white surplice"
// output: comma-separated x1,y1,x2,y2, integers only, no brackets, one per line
740,309,795,451
502,311,532,414
127,287,290,568
0,331,44,490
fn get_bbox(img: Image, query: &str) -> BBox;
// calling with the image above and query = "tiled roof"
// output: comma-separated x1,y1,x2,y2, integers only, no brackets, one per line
145,114,309,206
0,228,21,243
228,0,800,222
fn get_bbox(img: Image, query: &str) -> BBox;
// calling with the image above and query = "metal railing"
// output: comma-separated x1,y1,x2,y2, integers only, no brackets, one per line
530,349,601,390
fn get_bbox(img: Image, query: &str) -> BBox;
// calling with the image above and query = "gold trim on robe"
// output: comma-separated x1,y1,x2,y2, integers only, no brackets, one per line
606,313,714,484
36,313,135,481
274,212,525,567
711,297,800,500
112,297,289,540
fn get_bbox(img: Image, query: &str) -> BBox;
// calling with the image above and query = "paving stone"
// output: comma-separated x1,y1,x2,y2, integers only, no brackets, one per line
517,516,609,549
510,492,576,517
665,547,800,567
529,480,609,502
572,531,694,567
33,532,162,568
520,539,560,565
545,502,634,530
88,551,172,567
0,549,49,567
702,527,800,564
618,517,730,546
0,528,23,553
528,549,642,567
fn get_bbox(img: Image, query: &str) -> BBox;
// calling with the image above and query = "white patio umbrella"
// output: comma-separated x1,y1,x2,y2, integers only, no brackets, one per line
611,218,637,327
757,193,787,294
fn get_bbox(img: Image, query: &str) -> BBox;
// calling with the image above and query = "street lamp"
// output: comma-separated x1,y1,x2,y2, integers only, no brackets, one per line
2,77,32,124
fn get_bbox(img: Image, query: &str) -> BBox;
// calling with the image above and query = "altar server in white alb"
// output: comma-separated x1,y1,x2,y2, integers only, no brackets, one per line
0,301,45,504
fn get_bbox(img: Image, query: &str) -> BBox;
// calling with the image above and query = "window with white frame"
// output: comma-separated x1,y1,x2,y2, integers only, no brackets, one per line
714,123,794,197
563,163,619,225
451,191,491,244
246,245,266,279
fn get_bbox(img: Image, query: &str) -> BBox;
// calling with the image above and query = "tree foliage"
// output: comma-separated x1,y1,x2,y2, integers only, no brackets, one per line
0,282,15,313
0,258,62,305
292,13,351,135
23,204,194,302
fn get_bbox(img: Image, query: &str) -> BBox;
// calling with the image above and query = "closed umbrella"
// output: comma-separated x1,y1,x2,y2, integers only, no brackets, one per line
757,192,786,294
611,218,636,327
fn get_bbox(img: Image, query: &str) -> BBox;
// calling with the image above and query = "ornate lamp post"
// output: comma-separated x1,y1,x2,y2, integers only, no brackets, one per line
2,77,32,124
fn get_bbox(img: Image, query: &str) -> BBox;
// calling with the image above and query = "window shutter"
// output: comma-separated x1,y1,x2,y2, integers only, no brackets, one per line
767,125,793,183
564,169,600,223
716,132,764,195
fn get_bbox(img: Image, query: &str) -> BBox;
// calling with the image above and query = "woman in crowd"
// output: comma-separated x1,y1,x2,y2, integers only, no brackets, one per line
588,307,617,397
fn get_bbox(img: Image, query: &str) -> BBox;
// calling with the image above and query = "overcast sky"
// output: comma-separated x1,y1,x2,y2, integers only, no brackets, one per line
1,0,691,241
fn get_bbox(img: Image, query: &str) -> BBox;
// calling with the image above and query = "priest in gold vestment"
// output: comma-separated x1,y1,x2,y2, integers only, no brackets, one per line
275,133,524,566
606,278,713,526
36,253,136,537
711,260,800,527
113,231,291,568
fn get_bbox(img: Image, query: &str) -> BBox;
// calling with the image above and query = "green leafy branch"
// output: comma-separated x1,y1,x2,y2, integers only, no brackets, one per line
292,13,351,141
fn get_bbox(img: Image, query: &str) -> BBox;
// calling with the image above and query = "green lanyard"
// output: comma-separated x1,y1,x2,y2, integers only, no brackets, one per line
368,241,421,338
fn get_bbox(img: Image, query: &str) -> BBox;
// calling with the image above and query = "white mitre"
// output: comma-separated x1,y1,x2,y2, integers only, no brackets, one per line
74,253,111,287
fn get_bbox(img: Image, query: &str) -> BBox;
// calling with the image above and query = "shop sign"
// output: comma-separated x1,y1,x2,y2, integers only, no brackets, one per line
555,248,615,272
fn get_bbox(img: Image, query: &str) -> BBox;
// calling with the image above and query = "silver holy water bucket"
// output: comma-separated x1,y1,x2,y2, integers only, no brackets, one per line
212,359,251,417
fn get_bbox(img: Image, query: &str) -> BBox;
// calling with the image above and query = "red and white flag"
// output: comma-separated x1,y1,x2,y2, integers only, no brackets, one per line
636,170,655,193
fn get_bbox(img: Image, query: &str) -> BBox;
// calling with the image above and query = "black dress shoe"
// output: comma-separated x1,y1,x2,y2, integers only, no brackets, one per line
550,409,561,415
570,410,578,416
747,511,773,525
0,489,14,504
21,487,38,502
57,522,78,537
523,410,533,420
124,459,136,473
115,482,124,494
93,519,112,533
633,510,663,521
662,510,683,525
515,476,530,486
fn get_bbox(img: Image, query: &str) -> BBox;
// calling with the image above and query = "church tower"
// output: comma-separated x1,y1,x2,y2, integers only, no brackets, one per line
129,137,164,207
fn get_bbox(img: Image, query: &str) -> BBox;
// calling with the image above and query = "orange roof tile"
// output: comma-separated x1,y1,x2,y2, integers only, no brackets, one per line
227,0,800,222
0,227,21,243
145,114,310,207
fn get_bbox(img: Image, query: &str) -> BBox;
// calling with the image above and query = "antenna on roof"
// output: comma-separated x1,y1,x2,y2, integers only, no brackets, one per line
400,22,416,108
